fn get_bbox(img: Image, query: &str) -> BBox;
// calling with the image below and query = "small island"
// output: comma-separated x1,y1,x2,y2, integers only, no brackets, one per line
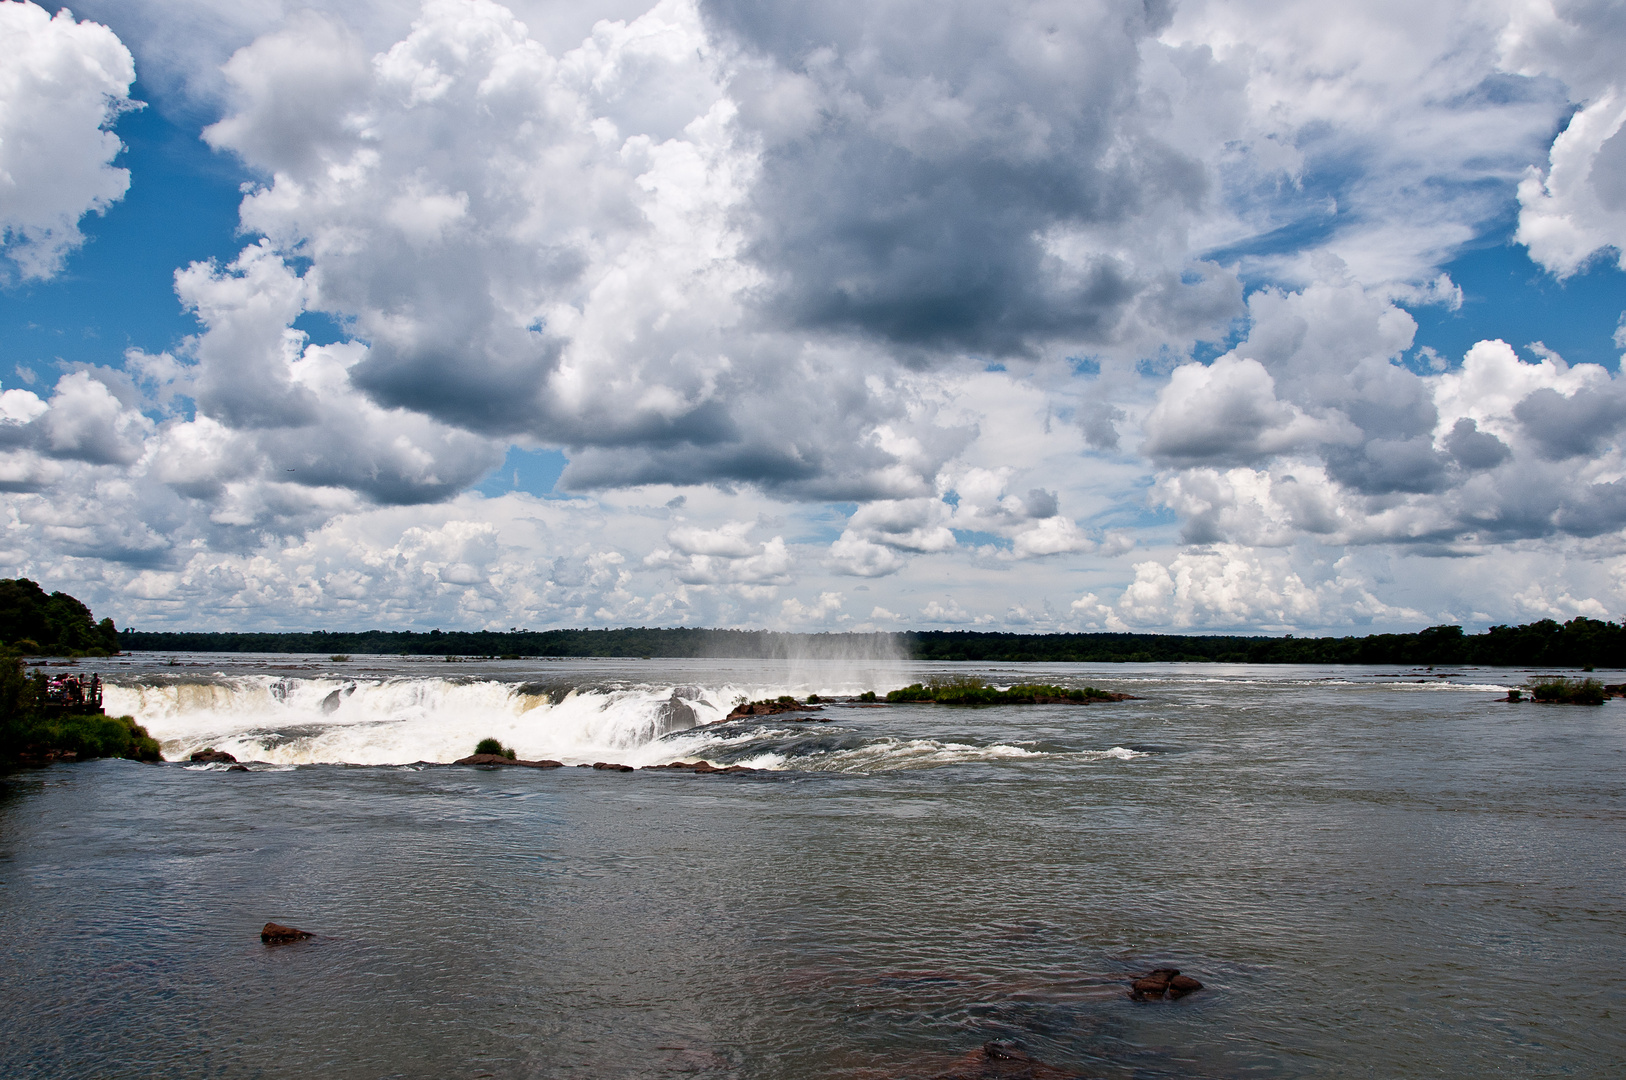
885,678,1134,705
1504,677,1617,705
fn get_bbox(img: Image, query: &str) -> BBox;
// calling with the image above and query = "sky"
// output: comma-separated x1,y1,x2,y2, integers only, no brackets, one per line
1,0,1625,635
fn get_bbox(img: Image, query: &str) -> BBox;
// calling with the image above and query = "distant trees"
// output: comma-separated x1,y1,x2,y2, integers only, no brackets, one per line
116,617,1624,668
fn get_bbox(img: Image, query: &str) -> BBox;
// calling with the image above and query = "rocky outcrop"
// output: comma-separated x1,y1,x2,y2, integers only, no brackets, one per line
227,764,249,772
642,761,758,774
590,762,635,772
1129,967,1203,1000
320,685,355,714
925,1041,1081,1079
724,699,824,722
189,748,237,763
261,922,312,944
653,691,699,736
452,753,564,768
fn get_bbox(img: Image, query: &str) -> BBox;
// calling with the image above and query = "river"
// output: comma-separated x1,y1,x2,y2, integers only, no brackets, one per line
1,655,1622,1078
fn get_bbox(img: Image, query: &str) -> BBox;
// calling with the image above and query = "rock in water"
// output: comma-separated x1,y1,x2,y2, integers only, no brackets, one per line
926,1041,1081,1079
452,753,564,768
1129,967,1180,1000
190,749,237,763
723,699,824,722
1167,973,1204,997
1129,967,1202,1000
591,762,635,772
261,922,312,944
226,764,249,772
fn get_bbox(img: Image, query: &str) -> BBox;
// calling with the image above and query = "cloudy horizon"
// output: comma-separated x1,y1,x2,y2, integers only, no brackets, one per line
2,0,1625,634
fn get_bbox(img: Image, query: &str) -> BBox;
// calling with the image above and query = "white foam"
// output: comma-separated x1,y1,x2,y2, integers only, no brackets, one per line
792,737,1045,773
107,675,743,766
106,674,1154,772
1381,681,1511,692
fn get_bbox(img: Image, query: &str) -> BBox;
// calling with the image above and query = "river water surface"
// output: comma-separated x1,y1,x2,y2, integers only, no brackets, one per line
1,655,1623,1078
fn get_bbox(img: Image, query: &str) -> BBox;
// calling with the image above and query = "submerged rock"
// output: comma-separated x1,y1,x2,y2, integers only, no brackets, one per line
261,922,312,944
925,1041,1081,1079
452,753,564,768
1129,967,1202,1000
227,764,249,772
591,761,635,772
641,761,759,774
190,748,237,763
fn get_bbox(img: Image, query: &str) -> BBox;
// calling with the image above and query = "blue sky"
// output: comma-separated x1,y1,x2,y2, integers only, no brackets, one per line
2,0,1625,634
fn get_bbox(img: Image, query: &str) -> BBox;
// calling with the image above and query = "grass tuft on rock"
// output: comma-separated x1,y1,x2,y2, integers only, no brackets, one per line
474,737,517,758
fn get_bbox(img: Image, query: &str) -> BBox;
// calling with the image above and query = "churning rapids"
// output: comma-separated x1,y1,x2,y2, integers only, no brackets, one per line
4,653,1624,1080
99,652,1145,771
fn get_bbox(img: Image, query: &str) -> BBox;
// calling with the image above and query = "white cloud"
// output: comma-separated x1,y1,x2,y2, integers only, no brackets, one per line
38,371,153,465
0,2,137,279
1500,0,1626,275
1143,356,1359,466
781,590,843,623
920,599,978,625
644,520,793,585
1516,91,1626,276
1112,545,1422,630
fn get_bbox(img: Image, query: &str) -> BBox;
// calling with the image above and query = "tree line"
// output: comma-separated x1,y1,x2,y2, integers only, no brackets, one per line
116,618,1624,668
2,575,1618,669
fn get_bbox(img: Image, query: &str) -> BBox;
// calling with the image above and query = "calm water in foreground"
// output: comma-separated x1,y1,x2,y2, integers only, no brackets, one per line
1,655,1623,1078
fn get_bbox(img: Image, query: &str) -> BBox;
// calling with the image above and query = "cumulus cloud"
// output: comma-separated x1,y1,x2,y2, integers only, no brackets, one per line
781,590,843,623
1143,355,1358,467
1108,545,1421,630
710,0,1239,357
644,520,793,585
0,2,137,278
1505,0,1626,274
1146,331,1626,551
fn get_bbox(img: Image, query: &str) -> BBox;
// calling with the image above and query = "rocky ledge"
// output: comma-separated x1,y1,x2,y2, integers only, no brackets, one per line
1128,967,1203,1001
453,753,564,768
642,760,758,774
189,748,237,763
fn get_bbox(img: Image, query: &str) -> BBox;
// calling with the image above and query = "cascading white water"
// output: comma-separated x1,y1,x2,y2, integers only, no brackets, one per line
104,676,746,766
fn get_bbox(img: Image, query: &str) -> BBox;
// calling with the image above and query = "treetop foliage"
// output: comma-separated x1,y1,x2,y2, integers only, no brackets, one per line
0,578,119,656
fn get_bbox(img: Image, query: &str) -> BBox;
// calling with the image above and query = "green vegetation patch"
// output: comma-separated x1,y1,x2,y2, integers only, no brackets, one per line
885,677,1128,705
474,737,517,759
1525,677,1607,705
0,580,150,763
4,712,160,762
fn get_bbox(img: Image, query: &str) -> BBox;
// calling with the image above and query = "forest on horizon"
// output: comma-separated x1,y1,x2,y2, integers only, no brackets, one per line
3,577,1620,668
118,618,1624,668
